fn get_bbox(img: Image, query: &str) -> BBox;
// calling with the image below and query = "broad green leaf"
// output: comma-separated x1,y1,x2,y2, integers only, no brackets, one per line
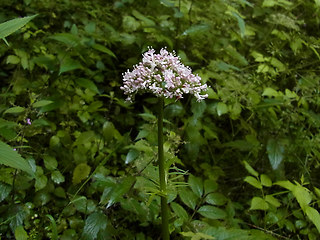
267,138,284,170
244,176,262,189
0,141,34,177
179,188,198,210
0,15,37,39
74,131,95,146
270,57,285,71
274,180,295,191
180,231,215,240
81,212,107,240
188,174,203,198
75,78,99,94
265,195,281,207
305,206,320,233
49,33,80,46
43,155,58,170
59,57,82,75
4,106,25,114
171,202,188,221
217,102,228,116
6,55,20,64
72,163,91,184
182,24,210,37
14,226,28,240
197,205,227,220
204,179,218,195
260,174,272,187
231,12,245,38
51,170,65,184
125,149,139,164
250,197,269,210
292,183,312,211
206,192,228,206
102,121,115,142
262,88,280,98
92,44,116,58
243,160,259,177
33,100,54,108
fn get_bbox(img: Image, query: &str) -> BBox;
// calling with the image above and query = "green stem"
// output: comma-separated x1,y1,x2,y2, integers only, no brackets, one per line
158,97,170,240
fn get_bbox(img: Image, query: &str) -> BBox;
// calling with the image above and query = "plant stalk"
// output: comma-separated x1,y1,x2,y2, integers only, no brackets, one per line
158,97,170,240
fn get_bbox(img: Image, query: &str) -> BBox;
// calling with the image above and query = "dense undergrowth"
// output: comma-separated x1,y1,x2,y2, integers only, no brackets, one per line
1,0,320,239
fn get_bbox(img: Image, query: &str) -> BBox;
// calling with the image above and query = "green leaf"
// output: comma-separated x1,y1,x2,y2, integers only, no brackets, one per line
33,100,54,108
92,44,116,58
46,215,58,240
188,174,203,198
205,193,228,206
182,24,210,37
204,179,218,195
51,170,65,184
265,195,281,208
179,188,198,210
250,197,269,210
231,12,245,38
171,202,188,221
59,57,82,75
6,55,20,64
244,176,262,189
75,78,99,94
260,174,272,187
72,163,91,184
81,212,107,240
0,141,34,177
292,183,312,211
102,121,115,142
217,102,228,116
0,15,37,39
14,226,28,240
267,138,284,170
4,106,25,114
125,149,139,164
262,88,280,98
197,205,227,220
305,206,320,233
49,33,80,46
43,155,58,170
243,160,259,177
0,182,11,202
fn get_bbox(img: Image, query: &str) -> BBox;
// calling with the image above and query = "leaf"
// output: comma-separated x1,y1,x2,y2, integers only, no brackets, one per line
125,149,139,164
267,138,284,170
231,12,246,38
49,33,80,46
265,195,281,207
92,44,116,58
205,193,228,206
179,188,198,210
4,106,25,114
260,174,272,187
51,170,65,184
59,57,82,75
171,202,188,221
305,206,320,233
204,179,218,195
14,226,28,240
182,24,210,37
6,55,20,64
0,141,34,177
217,102,228,116
188,174,203,198
46,215,58,240
197,205,227,220
242,160,259,177
0,15,37,39
81,212,107,240
72,163,91,184
262,88,280,98
250,197,269,210
292,183,312,211
43,155,58,170
244,176,262,189
0,182,11,202
33,100,54,108
75,78,99,94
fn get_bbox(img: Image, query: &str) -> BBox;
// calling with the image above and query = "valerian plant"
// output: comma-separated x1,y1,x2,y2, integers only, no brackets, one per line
121,47,207,239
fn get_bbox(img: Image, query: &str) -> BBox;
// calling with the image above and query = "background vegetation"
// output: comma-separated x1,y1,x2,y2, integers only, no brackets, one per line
1,0,320,239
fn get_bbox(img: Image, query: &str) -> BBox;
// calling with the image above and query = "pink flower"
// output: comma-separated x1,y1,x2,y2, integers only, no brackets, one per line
26,118,32,125
121,47,208,102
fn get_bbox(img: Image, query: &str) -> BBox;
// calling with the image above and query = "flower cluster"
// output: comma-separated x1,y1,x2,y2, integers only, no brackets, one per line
121,48,208,102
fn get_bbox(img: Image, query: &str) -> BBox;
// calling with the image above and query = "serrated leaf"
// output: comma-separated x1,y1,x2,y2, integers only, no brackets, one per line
179,188,198,210
171,202,188,221
0,15,37,39
250,197,269,210
267,138,284,170
305,206,320,233
81,212,107,240
197,205,227,220
33,100,54,108
244,176,262,189
188,174,203,198
4,106,25,114
0,141,34,177
243,160,259,177
260,174,272,187
206,193,228,206
72,163,91,184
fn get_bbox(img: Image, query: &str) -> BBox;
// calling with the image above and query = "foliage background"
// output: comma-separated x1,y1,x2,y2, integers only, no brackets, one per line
1,0,320,239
